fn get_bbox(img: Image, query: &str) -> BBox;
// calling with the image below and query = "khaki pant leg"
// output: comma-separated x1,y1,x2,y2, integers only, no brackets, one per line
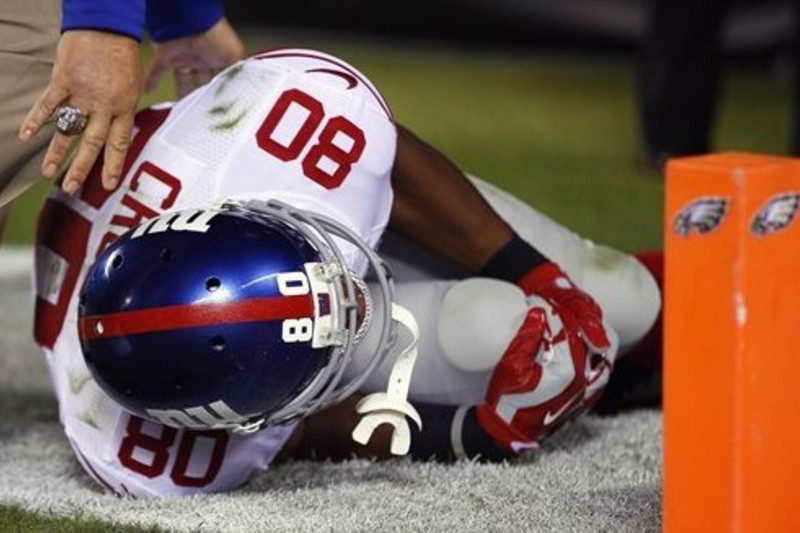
0,0,60,207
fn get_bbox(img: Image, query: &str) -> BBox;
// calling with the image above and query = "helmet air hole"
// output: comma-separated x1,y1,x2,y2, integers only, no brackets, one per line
206,277,222,292
210,335,226,352
159,248,173,261
173,378,185,391
111,254,124,269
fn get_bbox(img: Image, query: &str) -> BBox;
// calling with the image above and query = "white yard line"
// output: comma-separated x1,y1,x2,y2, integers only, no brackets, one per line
0,246,34,278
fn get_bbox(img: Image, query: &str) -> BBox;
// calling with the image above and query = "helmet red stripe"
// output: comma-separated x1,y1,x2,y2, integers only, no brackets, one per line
79,295,314,340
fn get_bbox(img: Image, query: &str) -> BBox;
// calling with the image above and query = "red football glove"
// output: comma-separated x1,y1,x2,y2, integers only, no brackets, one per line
518,262,612,354
476,262,618,453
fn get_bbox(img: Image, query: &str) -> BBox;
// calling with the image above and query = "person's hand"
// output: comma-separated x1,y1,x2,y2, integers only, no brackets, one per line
19,30,142,194
516,262,618,411
144,18,245,99
517,262,613,354
475,263,618,453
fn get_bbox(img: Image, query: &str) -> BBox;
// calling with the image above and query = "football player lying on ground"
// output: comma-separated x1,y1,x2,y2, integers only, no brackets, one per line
31,49,662,497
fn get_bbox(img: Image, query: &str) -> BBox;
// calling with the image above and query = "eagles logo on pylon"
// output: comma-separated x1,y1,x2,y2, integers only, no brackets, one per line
673,197,729,237
751,193,800,236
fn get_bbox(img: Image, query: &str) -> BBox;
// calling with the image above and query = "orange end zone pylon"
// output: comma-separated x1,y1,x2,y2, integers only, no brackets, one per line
664,153,800,533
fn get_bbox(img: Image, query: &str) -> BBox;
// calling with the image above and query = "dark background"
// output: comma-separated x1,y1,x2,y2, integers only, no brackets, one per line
224,0,795,59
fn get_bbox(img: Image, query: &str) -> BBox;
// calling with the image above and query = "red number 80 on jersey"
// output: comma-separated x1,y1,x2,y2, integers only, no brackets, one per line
256,89,366,190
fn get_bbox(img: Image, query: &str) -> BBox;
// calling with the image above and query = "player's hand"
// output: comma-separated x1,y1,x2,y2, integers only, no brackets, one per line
517,262,618,411
144,18,245,99
518,262,613,352
19,30,142,194
475,263,618,453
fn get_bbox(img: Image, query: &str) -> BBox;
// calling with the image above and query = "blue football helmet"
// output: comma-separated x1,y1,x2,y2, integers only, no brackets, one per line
78,199,398,433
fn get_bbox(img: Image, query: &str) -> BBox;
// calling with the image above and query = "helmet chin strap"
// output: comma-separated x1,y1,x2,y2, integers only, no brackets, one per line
351,303,422,456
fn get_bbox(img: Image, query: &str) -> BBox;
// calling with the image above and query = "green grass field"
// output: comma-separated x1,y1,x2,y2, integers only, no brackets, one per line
0,33,791,531
0,504,167,533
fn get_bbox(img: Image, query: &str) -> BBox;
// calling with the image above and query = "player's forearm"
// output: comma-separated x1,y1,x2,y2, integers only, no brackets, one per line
390,124,514,273
288,395,398,461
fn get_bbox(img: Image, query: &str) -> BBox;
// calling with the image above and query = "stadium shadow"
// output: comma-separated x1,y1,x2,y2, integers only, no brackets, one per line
0,391,58,440
567,485,661,532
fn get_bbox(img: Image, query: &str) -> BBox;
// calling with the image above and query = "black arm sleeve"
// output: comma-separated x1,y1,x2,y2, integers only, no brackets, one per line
410,403,514,463
479,233,549,283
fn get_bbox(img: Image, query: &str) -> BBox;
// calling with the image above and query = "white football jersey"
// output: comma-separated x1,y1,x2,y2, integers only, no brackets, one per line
31,50,660,498
33,49,397,497
140,49,397,274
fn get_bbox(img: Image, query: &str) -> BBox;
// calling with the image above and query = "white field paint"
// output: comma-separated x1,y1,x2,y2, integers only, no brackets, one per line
0,247,34,278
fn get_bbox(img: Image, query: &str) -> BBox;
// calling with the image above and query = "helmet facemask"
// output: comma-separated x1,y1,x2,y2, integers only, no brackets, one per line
228,199,399,432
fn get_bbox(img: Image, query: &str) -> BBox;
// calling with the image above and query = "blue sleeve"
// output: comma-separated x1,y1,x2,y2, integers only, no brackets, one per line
145,0,225,42
61,0,146,41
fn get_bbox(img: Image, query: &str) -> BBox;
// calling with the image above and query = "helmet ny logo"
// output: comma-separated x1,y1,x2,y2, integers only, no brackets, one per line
750,193,800,236
147,400,249,430
673,197,729,237
132,209,219,239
